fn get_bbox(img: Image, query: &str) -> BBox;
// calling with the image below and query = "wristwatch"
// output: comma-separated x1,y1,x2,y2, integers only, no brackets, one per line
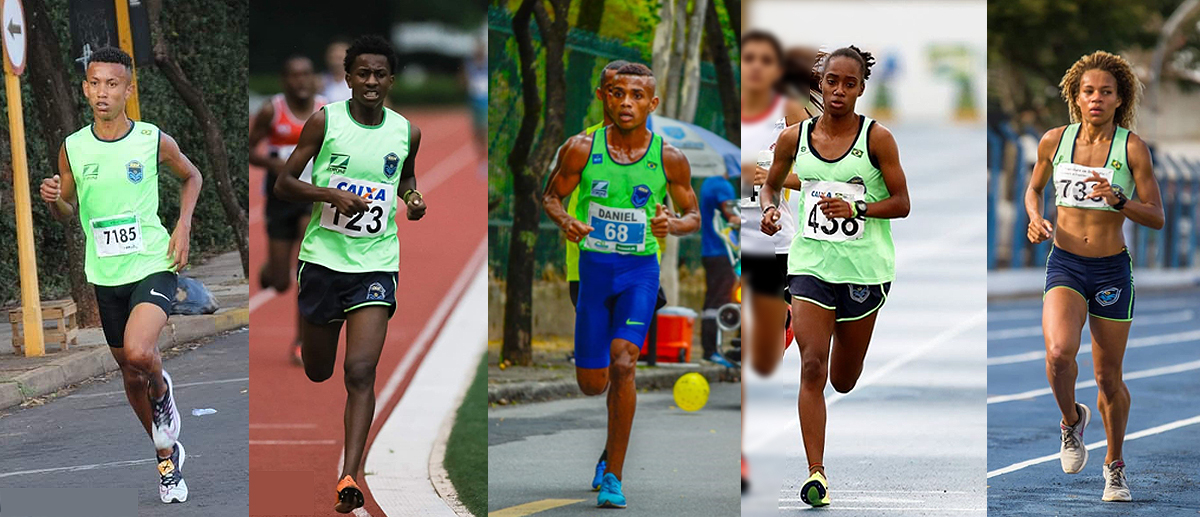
855,200,868,218
1112,191,1128,210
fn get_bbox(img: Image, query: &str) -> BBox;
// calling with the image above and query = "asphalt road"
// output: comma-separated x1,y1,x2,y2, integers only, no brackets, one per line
488,381,741,516
0,329,249,516
743,124,989,516
987,288,1200,515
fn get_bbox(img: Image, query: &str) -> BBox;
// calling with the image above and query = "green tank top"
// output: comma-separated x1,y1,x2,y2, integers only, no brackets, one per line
298,100,410,273
65,121,174,286
575,127,667,256
788,115,895,284
1052,123,1133,212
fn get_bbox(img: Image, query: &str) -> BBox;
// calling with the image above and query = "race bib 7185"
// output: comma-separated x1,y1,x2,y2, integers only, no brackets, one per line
91,213,143,257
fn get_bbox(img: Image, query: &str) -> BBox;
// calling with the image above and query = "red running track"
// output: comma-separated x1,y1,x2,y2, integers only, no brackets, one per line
248,108,486,516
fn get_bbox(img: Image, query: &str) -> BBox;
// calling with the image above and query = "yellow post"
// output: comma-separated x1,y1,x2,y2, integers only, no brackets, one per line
4,60,45,357
113,0,140,120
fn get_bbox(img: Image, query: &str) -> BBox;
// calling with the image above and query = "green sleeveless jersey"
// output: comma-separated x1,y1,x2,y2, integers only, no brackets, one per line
575,127,667,256
298,101,410,273
788,115,895,284
564,122,604,281
65,121,174,286
1052,123,1133,212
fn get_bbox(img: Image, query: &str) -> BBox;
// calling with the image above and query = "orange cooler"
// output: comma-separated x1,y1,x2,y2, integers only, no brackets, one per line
640,307,697,363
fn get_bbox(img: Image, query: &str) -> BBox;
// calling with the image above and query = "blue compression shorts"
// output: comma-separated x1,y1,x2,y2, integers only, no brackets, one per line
1044,246,1135,321
575,251,660,369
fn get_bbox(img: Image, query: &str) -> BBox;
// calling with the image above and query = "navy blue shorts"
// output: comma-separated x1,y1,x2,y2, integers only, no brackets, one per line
789,274,890,323
297,261,398,325
575,251,660,369
1045,246,1135,321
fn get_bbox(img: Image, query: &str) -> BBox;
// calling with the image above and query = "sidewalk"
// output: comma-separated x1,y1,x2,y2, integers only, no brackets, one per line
0,251,249,411
487,337,740,405
987,267,1200,300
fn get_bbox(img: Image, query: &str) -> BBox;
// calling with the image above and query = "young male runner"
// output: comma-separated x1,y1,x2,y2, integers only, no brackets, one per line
543,63,701,508
250,55,328,364
273,35,428,514
39,47,202,504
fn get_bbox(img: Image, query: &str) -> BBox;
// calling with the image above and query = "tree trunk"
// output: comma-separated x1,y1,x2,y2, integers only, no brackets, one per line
25,0,99,326
678,0,709,123
665,0,688,118
502,0,570,366
652,0,675,97
726,0,740,42
706,0,739,142
146,0,249,278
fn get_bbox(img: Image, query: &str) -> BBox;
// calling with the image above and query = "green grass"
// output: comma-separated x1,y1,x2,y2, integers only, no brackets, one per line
444,352,487,516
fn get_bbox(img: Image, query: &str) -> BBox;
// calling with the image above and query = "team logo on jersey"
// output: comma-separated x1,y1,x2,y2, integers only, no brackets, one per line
850,285,870,303
631,184,652,208
647,161,657,170
1111,159,1123,170
384,152,400,179
82,163,100,181
141,129,152,136
329,153,351,173
1096,287,1121,307
851,148,863,158
799,146,807,154
126,160,144,184
366,282,386,301
275,124,293,137
592,153,603,164
591,180,609,198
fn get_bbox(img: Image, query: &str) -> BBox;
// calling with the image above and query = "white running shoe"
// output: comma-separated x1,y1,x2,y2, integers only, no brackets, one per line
1060,402,1090,474
1102,460,1131,502
158,442,189,503
151,370,181,450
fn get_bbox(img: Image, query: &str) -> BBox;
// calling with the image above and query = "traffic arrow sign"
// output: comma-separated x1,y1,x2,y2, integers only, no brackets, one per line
2,0,25,75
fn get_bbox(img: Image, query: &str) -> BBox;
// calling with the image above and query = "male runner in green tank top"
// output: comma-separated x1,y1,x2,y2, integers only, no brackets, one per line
544,63,700,508
39,47,202,504
273,35,427,514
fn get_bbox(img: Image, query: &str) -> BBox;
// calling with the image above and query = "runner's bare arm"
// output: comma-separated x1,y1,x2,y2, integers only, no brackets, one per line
42,144,78,221
759,124,800,235
159,132,204,271
542,134,594,242
1101,133,1163,230
863,123,910,219
1024,127,1063,243
274,109,367,216
659,143,700,236
398,124,425,220
248,101,281,172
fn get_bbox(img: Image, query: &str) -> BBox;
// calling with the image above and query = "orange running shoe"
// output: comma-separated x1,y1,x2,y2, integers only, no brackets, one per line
334,475,364,514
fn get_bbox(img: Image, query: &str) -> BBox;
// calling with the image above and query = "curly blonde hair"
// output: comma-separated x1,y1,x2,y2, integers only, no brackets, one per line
1059,50,1141,130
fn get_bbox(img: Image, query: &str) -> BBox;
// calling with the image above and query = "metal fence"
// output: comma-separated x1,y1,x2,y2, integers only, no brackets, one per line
987,120,1200,270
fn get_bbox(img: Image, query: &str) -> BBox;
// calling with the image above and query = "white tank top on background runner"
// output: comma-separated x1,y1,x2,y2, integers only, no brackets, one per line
740,95,797,256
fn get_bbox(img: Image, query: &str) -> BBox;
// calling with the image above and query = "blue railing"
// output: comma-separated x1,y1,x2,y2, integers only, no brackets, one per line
987,121,1200,270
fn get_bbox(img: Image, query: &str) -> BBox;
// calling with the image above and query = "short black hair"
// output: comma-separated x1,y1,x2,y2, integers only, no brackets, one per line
741,30,784,64
89,46,132,71
825,45,876,81
598,60,630,88
615,63,653,77
344,35,398,74
281,54,313,75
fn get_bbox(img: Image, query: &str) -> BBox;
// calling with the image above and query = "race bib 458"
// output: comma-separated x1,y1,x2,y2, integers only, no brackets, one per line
801,180,865,242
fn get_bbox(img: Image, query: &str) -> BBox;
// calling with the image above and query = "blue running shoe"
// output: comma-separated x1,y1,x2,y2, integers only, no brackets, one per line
596,473,626,508
703,351,736,369
592,459,607,491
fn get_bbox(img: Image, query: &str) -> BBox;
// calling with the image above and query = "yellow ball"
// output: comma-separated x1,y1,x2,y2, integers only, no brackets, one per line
673,372,709,412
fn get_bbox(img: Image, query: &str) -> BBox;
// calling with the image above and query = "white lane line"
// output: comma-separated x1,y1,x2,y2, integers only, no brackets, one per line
249,144,476,315
249,440,337,445
779,507,984,512
365,258,487,516
0,458,156,478
987,359,1200,404
987,414,1200,478
249,423,318,429
745,310,986,452
987,310,1194,340
70,377,250,399
988,329,1200,366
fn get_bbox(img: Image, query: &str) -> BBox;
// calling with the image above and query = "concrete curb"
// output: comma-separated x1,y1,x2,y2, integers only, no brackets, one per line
0,306,249,411
488,364,739,405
